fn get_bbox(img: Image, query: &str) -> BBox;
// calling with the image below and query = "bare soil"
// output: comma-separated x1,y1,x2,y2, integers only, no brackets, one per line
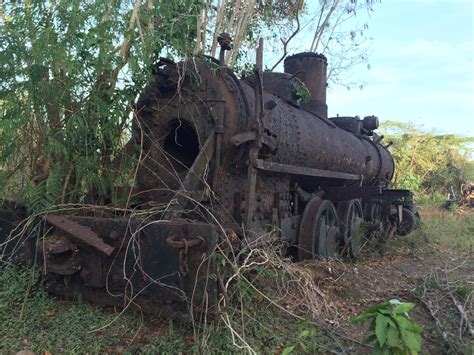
304,208,473,353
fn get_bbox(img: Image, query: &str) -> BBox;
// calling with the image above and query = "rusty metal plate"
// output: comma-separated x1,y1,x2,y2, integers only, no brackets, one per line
38,216,218,313
45,215,114,256
138,219,218,308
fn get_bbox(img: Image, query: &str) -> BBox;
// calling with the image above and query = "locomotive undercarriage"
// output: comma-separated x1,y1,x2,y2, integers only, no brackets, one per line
233,168,417,260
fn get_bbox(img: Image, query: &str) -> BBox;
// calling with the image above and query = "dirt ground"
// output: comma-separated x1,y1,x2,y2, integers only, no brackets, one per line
128,207,473,353
304,208,473,354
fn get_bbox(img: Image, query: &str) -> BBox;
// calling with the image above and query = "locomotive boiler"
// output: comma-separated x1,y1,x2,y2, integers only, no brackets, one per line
23,39,419,313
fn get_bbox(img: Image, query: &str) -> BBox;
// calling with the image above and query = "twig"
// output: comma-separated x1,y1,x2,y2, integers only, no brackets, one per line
443,267,474,339
270,0,303,71
449,290,474,337
416,294,450,344
217,266,229,311
310,0,341,52
421,274,451,343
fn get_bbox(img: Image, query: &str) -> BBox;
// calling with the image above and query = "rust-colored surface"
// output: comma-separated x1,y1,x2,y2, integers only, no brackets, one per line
37,216,218,314
44,215,114,256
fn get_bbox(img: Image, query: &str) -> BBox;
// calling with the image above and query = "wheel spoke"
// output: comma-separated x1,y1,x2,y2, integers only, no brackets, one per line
318,217,327,255
337,199,364,259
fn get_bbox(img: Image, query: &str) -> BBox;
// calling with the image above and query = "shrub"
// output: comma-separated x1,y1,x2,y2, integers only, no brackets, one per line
352,300,423,355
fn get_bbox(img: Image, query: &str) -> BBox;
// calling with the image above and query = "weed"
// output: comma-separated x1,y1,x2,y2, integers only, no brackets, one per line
415,193,447,209
139,320,189,354
0,263,141,353
292,82,311,104
454,283,473,302
353,300,423,355
280,319,319,354
0,260,329,354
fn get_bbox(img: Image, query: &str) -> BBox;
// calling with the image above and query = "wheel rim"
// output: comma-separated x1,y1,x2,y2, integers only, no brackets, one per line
371,202,383,223
347,201,364,257
397,208,417,236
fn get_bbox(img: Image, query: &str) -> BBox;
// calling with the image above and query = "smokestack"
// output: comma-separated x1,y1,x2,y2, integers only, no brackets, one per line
284,53,328,119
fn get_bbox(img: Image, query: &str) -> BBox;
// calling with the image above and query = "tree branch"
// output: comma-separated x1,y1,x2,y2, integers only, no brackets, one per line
210,0,229,57
311,0,340,53
119,0,141,61
270,0,303,71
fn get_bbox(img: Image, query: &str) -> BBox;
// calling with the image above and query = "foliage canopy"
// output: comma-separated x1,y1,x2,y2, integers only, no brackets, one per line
0,0,382,211
381,122,473,196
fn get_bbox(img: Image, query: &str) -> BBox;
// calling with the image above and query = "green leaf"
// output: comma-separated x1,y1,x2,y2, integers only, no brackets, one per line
395,315,414,331
353,302,390,324
384,315,396,327
352,309,379,323
375,313,389,346
366,302,390,313
400,329,421,352
386,326,400,348
368,319,376,332
299,342,307,352
299,329,310,337
281,345,295,355
392,302,415,314
371,342,383,355
412,323,423,333
352,312,374,323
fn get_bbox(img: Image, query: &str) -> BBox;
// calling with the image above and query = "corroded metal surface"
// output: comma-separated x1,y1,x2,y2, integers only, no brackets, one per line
45,215,114,256
284,52,328,119
40,216,217,312
240,77,395,190
130,51,397,232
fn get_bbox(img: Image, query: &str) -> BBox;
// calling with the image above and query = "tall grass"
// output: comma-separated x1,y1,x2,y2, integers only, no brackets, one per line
410,207,473,251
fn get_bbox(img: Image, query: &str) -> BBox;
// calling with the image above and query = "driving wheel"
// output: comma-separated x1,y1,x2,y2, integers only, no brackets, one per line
337,199,364,258
298,198,339,261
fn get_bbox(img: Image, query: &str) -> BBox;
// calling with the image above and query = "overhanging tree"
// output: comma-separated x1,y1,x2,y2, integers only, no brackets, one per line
0,0,202,209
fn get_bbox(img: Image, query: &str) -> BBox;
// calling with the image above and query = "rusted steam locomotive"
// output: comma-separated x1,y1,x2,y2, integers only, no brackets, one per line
16,41,419,313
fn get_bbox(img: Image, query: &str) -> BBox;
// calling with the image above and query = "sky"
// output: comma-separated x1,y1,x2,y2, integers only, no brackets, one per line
267,0,474,137
327,0,474,136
